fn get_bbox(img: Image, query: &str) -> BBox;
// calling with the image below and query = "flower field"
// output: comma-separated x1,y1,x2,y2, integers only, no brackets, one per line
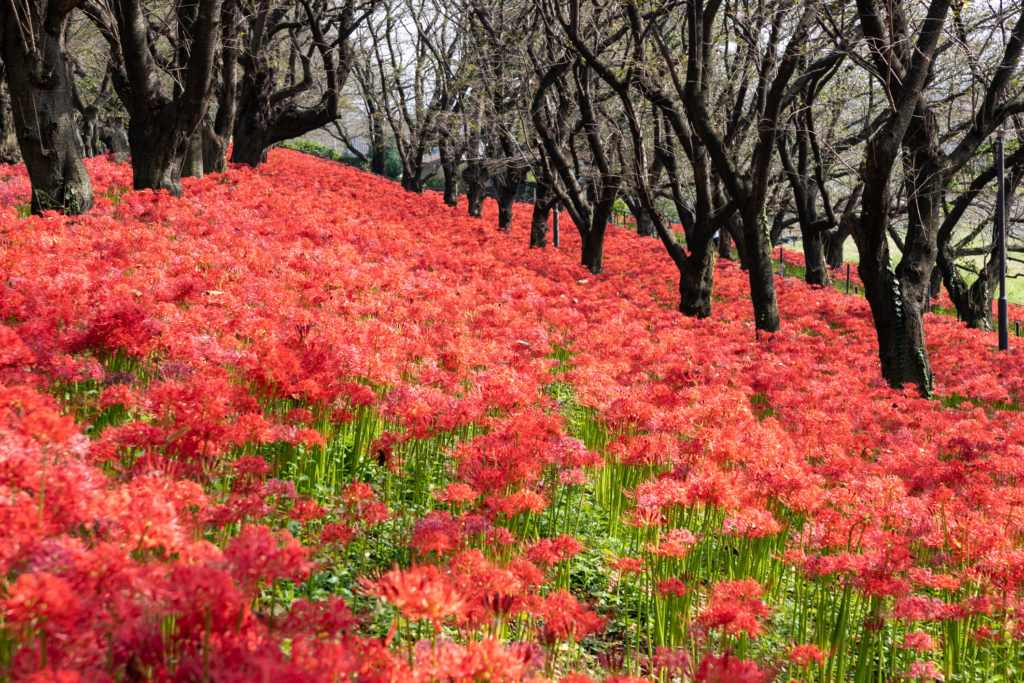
2,150,1024,681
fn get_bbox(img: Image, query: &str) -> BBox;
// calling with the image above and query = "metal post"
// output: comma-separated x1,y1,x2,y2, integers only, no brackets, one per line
846,263,851,294
997,131,1009,351
779,247,785,277
553,203,560,248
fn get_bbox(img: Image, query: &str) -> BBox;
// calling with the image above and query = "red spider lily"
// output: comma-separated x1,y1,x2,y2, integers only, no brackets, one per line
899,630,940,651
900,660,946,681
656,579,688,598
365,564,466,629
410,511,466,556
693,650,770,682
527,535,584,568
788,643,825,667
4,149,1024,678
408,638,540,682
609,557,644,575
223,524,312,597
647,528,697,558
534,590,606,644
698,579,771,638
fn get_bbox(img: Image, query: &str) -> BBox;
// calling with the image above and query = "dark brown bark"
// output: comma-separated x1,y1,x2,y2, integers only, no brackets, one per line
824,219,850,269
398,146,427,193
99,122,129,161
530,182,554,248
438,137,459,207
493,164,526,232
623,195,655,237
463,158,487,217
679,235,715,317
202,0,238,174
777,125,830,286
86,0,222,194
230,0,361,168
680,0,818,331
1,1,93,214
937,154,1024,329
0,70,18,164
851,0,1022,393
181,133,204,178
580,223,608,274
530,57,620,276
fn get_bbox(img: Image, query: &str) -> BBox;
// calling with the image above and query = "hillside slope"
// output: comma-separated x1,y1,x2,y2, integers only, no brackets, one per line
1,151,1022,681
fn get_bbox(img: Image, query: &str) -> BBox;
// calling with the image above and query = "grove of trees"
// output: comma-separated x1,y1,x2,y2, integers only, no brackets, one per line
3,0,1024,396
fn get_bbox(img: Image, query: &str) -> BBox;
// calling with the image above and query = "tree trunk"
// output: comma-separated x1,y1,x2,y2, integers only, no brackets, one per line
581,228,606,274
229,124,268,167
467,184,486,217
802,230,831,287
624,195,655,237
400,158,425,193
202,120,228,173
181,132,204,178
100,0,222,194
438,138,459,207
464,160,487,217
855,137,935,395
230,103,271,167
369,110,386,175
718,229,733,260
741,205,780,331
824,220,849,269
679,235,715,317
860,264,933,392
99,121,130,162
1,7,94,214
203,0,237,175
129,125,187,194
495,166,526,232
778,128,830,287
938,177,1020,330
0,73,19,163
531,184,553,248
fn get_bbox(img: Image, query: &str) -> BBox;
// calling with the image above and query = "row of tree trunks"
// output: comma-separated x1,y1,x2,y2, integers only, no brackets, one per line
0,1,94,214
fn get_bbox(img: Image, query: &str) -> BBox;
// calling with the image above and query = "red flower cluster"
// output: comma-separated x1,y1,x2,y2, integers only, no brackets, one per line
2,149,1024,680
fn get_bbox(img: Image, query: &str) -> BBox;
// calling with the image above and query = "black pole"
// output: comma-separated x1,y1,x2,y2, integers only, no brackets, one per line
553,203,560,248
779,247,785,277
846,263,851,294
997,133,1009,351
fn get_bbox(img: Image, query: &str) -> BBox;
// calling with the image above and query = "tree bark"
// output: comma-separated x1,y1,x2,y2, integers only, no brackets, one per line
368,103,386,175
530,183,553,248
741,203,782,331
1,2,93,214
824,220,850,269
438,137,459,207
778,125,830,286
89,0,222,194
463,158,487,217
679,235,715,317
229,0,359,168
623,195,655,236
580,225,607,274
0,71,19,164
855,133,935,394
181,133,204,178
399,147,426,192
494,165,526,232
